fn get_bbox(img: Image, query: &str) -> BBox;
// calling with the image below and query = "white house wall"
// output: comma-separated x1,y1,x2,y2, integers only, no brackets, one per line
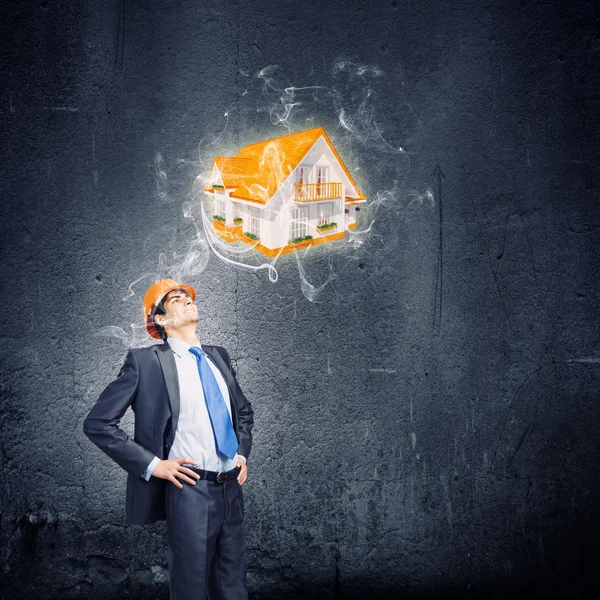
261,182,293,248
266,203,288,248
300,137,356,195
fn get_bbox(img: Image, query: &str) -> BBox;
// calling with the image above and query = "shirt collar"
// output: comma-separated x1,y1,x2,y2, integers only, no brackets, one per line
166,336,201,358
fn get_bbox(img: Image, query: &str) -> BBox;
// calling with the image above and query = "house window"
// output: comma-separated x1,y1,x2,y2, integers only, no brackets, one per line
248,206,260,237
216,199,226,219
297,165,310,184
316,166,328,199
290,207,308,239
297,164,310,200
318,203,333,226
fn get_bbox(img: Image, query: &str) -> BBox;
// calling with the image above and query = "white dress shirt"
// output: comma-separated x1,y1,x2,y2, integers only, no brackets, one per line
142,337,245,480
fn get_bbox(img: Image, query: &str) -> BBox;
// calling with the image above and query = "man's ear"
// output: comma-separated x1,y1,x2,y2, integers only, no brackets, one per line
154,313,166,327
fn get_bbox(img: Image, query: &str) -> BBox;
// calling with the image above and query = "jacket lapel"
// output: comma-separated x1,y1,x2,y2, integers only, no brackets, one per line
155,341,181,442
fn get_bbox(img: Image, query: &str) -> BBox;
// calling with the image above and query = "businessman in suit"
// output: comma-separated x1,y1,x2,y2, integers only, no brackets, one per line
83,278,254,600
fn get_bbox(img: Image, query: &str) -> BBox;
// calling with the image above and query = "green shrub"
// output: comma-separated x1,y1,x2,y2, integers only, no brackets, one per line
243,231,260,241
212,184,224,189
233,218,243,223
290,235,313,243
317,222,337,230
213,215,225,221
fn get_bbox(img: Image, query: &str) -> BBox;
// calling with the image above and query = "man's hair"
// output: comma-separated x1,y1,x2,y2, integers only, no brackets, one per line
151,288,191,341
152,298,168,341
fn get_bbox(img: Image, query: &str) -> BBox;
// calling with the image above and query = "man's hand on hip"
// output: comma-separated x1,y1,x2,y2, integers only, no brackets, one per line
152,458,200,488
236,456,248,485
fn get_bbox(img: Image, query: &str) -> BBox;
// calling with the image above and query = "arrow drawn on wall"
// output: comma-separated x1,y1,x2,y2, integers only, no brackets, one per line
431,163,444,334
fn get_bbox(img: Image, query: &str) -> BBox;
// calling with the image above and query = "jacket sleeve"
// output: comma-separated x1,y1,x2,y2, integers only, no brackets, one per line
83,350,156,479
219,348,254,461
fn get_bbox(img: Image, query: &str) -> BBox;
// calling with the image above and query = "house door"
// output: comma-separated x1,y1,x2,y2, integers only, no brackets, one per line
248,206,260,237
290,207,308,240
318,202,333,226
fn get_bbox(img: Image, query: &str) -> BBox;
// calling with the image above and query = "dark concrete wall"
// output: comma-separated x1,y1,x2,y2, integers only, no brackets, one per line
1,1,599,598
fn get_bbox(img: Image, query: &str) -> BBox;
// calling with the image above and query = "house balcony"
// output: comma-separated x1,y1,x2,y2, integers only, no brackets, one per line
293,182,342,202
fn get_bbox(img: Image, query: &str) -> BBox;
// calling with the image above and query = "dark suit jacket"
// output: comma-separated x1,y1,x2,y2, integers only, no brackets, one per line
83,341,254,525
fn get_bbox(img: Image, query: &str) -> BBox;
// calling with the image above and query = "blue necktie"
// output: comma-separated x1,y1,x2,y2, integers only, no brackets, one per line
189,347,238,460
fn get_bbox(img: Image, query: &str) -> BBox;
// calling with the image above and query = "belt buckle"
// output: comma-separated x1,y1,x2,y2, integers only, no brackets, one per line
216,471,227,483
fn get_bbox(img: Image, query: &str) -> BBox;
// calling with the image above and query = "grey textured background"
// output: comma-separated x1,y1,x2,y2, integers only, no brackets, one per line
1,1,600,598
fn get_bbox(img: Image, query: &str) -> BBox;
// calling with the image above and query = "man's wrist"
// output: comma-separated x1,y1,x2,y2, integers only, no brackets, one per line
142,456,161,481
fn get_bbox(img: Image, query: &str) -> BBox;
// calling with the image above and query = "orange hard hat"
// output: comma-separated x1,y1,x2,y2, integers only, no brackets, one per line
142,278,197,339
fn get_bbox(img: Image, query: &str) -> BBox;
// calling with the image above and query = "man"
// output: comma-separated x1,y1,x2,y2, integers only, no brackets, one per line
83,278,254,600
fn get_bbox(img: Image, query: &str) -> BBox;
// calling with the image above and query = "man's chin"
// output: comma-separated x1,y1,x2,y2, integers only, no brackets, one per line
170,315,199,328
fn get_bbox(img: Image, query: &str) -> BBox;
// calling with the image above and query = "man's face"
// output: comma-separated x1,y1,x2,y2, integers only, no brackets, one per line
157,289,199,331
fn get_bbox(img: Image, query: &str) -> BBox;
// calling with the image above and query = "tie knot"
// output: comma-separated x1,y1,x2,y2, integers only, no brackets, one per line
189,347,204,360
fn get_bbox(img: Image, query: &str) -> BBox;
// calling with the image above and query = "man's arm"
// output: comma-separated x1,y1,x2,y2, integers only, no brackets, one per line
83,350,156,479
219,348,254,461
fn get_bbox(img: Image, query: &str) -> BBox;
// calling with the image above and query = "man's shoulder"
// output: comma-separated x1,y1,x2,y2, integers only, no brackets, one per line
203,344,231,363
127,343,165,360
203,343,228,351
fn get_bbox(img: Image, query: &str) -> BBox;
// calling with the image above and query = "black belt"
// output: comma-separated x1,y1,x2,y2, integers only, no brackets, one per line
187,465,240,483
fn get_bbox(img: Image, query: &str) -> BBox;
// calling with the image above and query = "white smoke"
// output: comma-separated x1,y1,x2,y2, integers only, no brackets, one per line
104,60,434,344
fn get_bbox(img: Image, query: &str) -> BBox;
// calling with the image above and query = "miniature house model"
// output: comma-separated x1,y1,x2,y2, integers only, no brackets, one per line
204,127,366,257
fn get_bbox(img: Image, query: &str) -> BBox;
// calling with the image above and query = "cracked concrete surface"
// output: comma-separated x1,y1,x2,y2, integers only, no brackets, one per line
1,0,600,598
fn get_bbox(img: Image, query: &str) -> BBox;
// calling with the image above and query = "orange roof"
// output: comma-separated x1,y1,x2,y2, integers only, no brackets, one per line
213,157,252,188
207,127,365,203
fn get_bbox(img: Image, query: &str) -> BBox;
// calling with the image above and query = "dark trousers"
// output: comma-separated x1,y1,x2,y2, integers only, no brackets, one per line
165,475,248,600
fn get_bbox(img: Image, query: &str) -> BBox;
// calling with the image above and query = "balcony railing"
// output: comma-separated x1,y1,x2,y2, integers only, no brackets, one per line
293,182,342,202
